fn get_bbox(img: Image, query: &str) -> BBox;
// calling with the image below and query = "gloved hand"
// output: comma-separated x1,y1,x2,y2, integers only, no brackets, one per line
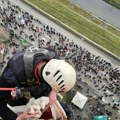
11,87,25,99
25,97,68,119
16,108,39,120
25,97,49,118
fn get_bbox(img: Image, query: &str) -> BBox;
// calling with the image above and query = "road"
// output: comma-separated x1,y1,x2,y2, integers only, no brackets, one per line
70,0,120,29
8,0,120,67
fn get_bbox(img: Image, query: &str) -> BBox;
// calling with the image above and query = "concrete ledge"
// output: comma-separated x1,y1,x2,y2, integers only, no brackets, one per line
21,0,120,62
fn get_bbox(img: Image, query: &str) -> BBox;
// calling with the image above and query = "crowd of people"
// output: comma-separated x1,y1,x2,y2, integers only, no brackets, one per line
0,0,120,119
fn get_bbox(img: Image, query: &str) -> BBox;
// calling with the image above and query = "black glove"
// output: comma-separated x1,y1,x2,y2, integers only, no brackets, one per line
27,82,51,99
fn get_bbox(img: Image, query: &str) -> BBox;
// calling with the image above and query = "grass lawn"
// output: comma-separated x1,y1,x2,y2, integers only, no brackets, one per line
104,0,120,9
24,0,120,57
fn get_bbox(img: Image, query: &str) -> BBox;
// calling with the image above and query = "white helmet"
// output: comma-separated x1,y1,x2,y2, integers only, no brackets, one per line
42,59,76,93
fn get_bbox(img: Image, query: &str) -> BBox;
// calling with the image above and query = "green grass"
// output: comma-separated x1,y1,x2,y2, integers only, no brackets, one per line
62,90,74,103
25,0,120,57
104,0,120,9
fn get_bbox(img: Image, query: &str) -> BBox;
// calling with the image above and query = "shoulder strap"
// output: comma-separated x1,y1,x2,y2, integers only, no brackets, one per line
23,46,57,80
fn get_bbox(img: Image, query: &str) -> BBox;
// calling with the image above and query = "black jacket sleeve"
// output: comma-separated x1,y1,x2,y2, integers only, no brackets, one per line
0,99,18,120
0,67,18,120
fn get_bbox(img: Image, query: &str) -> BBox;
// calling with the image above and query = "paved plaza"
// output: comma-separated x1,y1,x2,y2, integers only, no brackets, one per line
0,0,120,120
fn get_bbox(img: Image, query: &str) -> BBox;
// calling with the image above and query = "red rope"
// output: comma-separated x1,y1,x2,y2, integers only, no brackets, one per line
0,88,16,91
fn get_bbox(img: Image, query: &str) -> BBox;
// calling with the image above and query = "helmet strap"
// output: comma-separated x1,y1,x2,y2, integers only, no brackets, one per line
48,90,57,105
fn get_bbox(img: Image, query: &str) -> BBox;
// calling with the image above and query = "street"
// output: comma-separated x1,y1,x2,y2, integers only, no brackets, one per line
0,0,120,119
70,0,120,29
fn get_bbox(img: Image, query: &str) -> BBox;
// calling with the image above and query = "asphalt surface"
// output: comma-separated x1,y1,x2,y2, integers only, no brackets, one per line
0,0,120,119
70,0,120,29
